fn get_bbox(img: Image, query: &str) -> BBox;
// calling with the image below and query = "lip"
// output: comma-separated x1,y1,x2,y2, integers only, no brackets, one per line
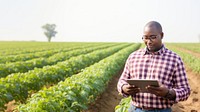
147,45,154,48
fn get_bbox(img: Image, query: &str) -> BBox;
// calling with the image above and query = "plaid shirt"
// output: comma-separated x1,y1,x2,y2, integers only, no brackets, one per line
117,45,190,109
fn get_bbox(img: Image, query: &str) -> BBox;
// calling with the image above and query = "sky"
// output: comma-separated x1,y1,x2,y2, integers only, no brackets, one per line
0,0,200,42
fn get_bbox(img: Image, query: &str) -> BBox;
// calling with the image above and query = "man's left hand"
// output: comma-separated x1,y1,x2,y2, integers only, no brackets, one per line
146,85,168,97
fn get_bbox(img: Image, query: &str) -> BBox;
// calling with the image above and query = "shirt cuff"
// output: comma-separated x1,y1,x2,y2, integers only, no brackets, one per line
173,88,182,103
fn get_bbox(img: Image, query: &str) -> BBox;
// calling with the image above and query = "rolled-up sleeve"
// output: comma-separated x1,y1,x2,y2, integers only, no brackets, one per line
117,56,131,97
173,57,191,102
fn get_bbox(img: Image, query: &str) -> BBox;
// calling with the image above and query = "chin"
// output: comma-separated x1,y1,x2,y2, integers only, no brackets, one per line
148,47,154,51
148,48,157,52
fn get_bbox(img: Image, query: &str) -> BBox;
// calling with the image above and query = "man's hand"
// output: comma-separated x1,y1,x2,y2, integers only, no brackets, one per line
146,85,168,97
122,84,140,96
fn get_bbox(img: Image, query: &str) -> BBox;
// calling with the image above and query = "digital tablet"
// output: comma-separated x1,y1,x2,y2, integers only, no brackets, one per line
126,79,159,93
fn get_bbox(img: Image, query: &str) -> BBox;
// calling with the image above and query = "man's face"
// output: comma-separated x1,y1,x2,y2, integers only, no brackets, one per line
143,26,163,52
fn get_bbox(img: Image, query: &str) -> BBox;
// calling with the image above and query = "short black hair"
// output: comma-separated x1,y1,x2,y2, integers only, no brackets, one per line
145,21,163,33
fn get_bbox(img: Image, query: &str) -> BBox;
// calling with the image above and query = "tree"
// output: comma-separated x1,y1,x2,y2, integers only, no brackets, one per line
42,24,57,42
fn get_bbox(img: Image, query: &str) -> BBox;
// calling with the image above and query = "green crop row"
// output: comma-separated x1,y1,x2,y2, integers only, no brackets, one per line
0,43,133,110
0,43,101,64
0,42,70,56
0,43,118,78
16,43,141,112
0,42,107,56
168,43,200,53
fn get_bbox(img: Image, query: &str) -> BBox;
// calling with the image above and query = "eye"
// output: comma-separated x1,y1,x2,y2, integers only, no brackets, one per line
142,36,148,39
150,35,157,39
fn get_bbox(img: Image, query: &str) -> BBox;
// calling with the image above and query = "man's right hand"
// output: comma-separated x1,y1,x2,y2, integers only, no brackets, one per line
122,84,140,96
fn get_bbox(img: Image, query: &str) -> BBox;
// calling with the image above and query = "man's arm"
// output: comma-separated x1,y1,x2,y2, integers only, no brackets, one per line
172,57,191,102
147,57,190,101
117,57,131,97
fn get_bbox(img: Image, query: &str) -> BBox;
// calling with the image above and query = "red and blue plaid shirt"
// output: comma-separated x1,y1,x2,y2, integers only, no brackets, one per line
117,45,190,109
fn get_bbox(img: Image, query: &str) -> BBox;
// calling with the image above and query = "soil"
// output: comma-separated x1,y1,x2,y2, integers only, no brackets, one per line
171,46,200,58
84,69,123,112
5,100,15,112
171,67,200,112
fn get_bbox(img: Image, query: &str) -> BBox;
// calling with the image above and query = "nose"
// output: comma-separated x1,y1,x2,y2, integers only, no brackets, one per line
147,39,152,44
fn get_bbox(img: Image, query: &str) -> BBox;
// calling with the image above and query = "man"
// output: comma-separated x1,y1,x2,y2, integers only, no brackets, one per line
117,21,190,112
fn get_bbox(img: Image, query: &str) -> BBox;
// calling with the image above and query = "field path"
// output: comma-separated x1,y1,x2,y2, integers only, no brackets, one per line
84,69,123,112
172,67,200,112
171,46,200,58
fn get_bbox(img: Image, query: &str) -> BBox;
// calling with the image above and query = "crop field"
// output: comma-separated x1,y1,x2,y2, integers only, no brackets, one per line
0,42,140,112
0,42,199,112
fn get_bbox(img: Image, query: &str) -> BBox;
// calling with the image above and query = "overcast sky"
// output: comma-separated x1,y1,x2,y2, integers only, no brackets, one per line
0,0,200,42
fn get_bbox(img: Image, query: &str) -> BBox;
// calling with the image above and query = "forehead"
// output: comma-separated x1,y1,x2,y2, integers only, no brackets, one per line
143,26,160,35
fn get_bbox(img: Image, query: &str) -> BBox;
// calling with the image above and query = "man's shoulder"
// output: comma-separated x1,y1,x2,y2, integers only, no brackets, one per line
164,48,181,60
129,48,145,57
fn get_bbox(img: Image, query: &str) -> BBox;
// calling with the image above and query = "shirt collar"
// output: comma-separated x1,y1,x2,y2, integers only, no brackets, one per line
143,44,165,55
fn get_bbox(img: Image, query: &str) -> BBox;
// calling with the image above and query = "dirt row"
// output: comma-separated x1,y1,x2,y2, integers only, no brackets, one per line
170,45,200,58
85,69,123,112
172,66,200,112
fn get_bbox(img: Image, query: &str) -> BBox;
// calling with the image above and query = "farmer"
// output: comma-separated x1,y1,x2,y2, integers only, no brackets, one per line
117,21,190,112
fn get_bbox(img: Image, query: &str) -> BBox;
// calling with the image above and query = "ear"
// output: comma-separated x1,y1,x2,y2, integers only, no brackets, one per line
160,32,164,39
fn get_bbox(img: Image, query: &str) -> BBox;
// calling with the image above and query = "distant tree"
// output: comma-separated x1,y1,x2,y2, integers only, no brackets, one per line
42,24,57,42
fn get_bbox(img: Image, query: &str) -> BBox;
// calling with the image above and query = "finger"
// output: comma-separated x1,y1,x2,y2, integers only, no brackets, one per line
123,85,133,90
127,88,140,93
147,89,160,96
146,86,159,93
127,88,140,92
146,85,160,91
128,89,141,95
129,85,137,88
158,82,163,86
128,86,139,90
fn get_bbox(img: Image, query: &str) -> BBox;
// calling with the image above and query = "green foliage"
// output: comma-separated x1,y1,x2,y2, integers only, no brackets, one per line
0,42,100,56
0,43,117,78
0,43,93,64
168,43,200,53
0,43,135,110
115,97,131,112
17,44,140,111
